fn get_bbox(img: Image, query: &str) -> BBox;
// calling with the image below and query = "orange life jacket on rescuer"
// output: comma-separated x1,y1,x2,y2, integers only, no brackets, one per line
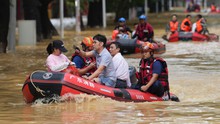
196,19,203,33
181,18,192,32
211,5,216,12
61,65,80,76
169,21,179,32
138,57,169,91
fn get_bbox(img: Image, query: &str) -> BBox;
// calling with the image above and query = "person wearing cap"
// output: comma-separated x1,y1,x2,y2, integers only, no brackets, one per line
112,17,132,40
109,42,131,88
71,37,96,75
132,15,154,42
46,40,78,74
165,14,180,40
114,17,132,34
75,34,116,87
134,42,170,97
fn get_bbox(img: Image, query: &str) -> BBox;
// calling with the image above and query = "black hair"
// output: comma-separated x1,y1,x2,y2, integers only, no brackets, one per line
110,42,121,49
186,14,191,18
93,34,107,47
197,14,202,19
46,42,54,55
171,14,178,18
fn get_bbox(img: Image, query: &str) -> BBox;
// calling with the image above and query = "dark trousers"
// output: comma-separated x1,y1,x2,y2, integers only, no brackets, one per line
132,80,164,97
115,79,127,88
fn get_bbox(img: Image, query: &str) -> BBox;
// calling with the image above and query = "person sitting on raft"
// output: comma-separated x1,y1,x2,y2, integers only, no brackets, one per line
112,17,132,40
195,14,209,35
210,3,217,12
165,14,180,40
133,42,170,98
132,15,154,42
46,40,79,75
74,34,116,87
180,15,192,32
109,42,131,88
71,37,96,75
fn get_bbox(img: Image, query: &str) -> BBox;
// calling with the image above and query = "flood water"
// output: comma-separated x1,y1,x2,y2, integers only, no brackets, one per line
0,26,220,123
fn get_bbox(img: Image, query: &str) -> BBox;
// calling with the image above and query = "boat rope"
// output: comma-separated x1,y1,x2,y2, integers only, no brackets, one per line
30,70,46,96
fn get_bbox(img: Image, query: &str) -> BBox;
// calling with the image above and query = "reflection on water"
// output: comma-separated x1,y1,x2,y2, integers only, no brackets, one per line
0,27,220,123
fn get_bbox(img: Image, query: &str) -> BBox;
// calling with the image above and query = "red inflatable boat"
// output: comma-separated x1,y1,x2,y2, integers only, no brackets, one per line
22,70,179,103
165,32,219,42
106,39,166,54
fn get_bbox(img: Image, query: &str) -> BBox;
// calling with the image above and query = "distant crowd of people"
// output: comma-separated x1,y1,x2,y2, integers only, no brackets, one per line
186,0,219,13
165,14,209,40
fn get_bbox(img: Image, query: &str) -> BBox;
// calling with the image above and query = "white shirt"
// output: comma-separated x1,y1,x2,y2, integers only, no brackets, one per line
112,53,131,87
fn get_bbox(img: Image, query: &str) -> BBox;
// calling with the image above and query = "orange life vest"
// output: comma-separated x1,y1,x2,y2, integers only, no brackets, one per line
211,5,216,12
196,19,203,33
61,65,80,76
181,18,192,32
169,21,179,32
138,57,169,91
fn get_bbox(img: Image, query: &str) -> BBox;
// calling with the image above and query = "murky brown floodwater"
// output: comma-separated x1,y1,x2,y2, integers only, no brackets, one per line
1,22,220,123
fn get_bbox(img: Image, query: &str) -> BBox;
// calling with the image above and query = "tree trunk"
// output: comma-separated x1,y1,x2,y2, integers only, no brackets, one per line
0,0,10,53
87,0,103,27
114,0,130,22
39,0,58,39
23,0,43,41
23,0,58,41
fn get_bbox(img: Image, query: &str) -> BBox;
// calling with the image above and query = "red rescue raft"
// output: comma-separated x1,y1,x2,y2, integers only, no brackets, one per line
106,39,166,54
167,32,219,42
22,70,179,103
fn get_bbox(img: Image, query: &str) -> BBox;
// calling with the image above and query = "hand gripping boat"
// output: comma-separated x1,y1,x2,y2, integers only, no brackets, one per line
22,67,179,103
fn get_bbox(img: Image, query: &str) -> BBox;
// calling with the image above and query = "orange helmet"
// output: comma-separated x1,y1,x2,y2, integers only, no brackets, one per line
81,37,93,47
141,42,156,52
112,30,119,40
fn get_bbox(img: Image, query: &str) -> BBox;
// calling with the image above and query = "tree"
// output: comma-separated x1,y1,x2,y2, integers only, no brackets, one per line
87,0,103,27
39,0,58,39
23,0,58,41
114,0,130,22
0,0,10,53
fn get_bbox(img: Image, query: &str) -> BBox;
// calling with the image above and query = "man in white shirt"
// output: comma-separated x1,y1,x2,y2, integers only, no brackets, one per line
109,42,131,88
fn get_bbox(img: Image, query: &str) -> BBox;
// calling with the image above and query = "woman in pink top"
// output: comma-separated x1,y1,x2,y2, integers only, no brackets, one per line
46,40,93,76
46,40,75,73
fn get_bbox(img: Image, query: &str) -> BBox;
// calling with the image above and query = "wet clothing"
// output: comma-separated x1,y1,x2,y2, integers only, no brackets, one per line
181,18,192,32
133,22,154,42
135,57,169,97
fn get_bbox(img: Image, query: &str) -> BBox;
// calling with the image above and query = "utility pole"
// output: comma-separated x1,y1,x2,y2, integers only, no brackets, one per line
60,0,64,39
145,0,148,16
75,0,81,32
8,0,16,52
102,0,106,28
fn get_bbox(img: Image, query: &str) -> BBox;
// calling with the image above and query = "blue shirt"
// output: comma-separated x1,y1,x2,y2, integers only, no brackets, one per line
72,56,85,69
93,48,116,82
152,60,163,75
